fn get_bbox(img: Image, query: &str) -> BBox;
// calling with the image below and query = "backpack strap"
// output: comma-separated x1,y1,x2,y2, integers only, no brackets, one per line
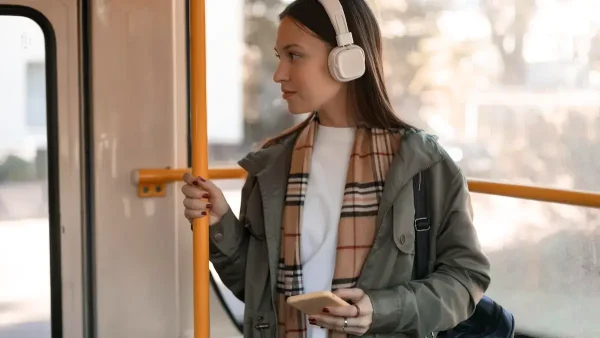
413,171,431,280
413,172,514,338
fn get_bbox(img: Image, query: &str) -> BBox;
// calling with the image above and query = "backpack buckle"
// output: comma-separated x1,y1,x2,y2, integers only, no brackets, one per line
414,217,431,232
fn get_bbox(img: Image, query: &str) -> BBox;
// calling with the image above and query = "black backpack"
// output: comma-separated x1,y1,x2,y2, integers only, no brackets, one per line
412,171,516,338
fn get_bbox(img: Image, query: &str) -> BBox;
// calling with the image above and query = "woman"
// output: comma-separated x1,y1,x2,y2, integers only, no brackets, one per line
181,0,490,337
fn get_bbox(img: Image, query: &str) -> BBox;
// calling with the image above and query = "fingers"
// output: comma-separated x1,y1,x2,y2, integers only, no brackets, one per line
182,172,223,198
333,288,365,303
310,314,366,327
324,289,371,318
182,172,196,185
312,288,372,335
323,304,359,318
308,314,368,335
184,208,208,221
182,173,207,198
183,197,212,211
181,184,209,199
182,186,211,222
182,173,226,228
340,327,363,336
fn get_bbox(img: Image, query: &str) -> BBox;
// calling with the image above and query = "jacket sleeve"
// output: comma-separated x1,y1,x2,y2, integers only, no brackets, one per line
365,165,491,337
208,175,255,302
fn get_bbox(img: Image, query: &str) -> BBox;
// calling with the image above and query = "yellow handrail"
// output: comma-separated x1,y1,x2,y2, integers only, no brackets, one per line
134,167,245,185
190,0,210,336
133,167,600,209
467,179,600,209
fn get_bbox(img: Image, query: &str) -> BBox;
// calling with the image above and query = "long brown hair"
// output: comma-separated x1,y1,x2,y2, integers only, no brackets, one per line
262,0,415,148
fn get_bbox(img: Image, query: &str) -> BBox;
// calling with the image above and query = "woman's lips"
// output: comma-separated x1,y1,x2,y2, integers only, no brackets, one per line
282,91,296,99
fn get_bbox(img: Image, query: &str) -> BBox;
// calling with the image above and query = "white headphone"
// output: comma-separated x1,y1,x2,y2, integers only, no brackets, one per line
318,0,366,82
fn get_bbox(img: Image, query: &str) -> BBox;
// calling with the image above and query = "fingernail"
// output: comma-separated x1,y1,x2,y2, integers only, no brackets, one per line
206,204,212,210
198,177,206,182
202,193,209,198
322,308,329,313
308,318,315,324
201,211,207,216
192,181,199,186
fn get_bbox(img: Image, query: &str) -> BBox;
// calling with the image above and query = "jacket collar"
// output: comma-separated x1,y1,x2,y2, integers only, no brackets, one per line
237,131,298,178
377,129,444,215
237,127,445,193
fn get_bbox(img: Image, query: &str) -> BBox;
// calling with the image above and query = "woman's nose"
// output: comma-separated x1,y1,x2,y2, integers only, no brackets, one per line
273,61,289,83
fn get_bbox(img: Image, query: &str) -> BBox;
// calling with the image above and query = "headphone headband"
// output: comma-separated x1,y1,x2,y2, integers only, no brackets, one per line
318,0,354,46
318,0,366,82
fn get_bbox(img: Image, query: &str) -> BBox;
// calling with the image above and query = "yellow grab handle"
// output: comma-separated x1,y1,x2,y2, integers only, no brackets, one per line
468,179,600,209
190,0,210,336
133,167,600,209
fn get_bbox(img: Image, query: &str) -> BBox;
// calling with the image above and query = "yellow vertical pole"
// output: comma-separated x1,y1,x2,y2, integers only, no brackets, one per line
190,0,210,337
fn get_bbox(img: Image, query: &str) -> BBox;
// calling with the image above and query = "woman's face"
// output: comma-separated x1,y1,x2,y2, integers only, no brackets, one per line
273,17,345,114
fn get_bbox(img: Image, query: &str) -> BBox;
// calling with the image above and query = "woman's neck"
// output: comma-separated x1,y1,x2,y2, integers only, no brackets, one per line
317,92,356,127
317,112,354,127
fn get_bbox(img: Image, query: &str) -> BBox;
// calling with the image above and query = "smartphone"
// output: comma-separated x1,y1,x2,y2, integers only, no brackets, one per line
286,291,349,315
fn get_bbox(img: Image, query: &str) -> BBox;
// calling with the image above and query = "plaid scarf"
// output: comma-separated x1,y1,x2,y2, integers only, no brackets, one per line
276,116,401,337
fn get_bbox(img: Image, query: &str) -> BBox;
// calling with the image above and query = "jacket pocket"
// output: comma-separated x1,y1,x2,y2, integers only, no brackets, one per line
392,201,415,254
381,197,417,284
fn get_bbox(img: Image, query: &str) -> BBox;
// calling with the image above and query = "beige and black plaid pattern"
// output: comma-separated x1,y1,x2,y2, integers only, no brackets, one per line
277,116,401,337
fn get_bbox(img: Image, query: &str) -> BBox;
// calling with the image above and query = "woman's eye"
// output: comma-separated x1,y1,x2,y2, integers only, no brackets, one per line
274,52,300,61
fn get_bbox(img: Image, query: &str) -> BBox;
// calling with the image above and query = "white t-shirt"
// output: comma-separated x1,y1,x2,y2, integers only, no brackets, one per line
300,125,356,338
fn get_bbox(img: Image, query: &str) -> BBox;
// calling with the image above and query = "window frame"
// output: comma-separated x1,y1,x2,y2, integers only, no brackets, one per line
0,5,61,337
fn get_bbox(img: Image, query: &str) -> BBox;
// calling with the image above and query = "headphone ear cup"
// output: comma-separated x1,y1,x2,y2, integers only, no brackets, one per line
328,47,344,82
328,45,366,82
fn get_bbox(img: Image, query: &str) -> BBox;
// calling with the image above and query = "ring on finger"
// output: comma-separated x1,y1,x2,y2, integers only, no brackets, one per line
353,304,361,317
343,317,348,330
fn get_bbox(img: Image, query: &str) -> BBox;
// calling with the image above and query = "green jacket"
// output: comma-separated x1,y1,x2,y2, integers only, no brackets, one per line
209,129,491,337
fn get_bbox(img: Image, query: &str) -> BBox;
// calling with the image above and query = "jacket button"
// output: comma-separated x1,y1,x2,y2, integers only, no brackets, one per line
213,232,224,242
399,234,406,245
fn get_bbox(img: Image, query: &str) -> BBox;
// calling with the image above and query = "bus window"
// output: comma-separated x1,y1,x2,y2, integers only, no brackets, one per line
0,14,50,338
199,0,600,336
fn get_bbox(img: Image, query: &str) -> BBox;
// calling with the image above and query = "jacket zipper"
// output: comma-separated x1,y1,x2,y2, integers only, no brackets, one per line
254,178,279,336
255,316,268,338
